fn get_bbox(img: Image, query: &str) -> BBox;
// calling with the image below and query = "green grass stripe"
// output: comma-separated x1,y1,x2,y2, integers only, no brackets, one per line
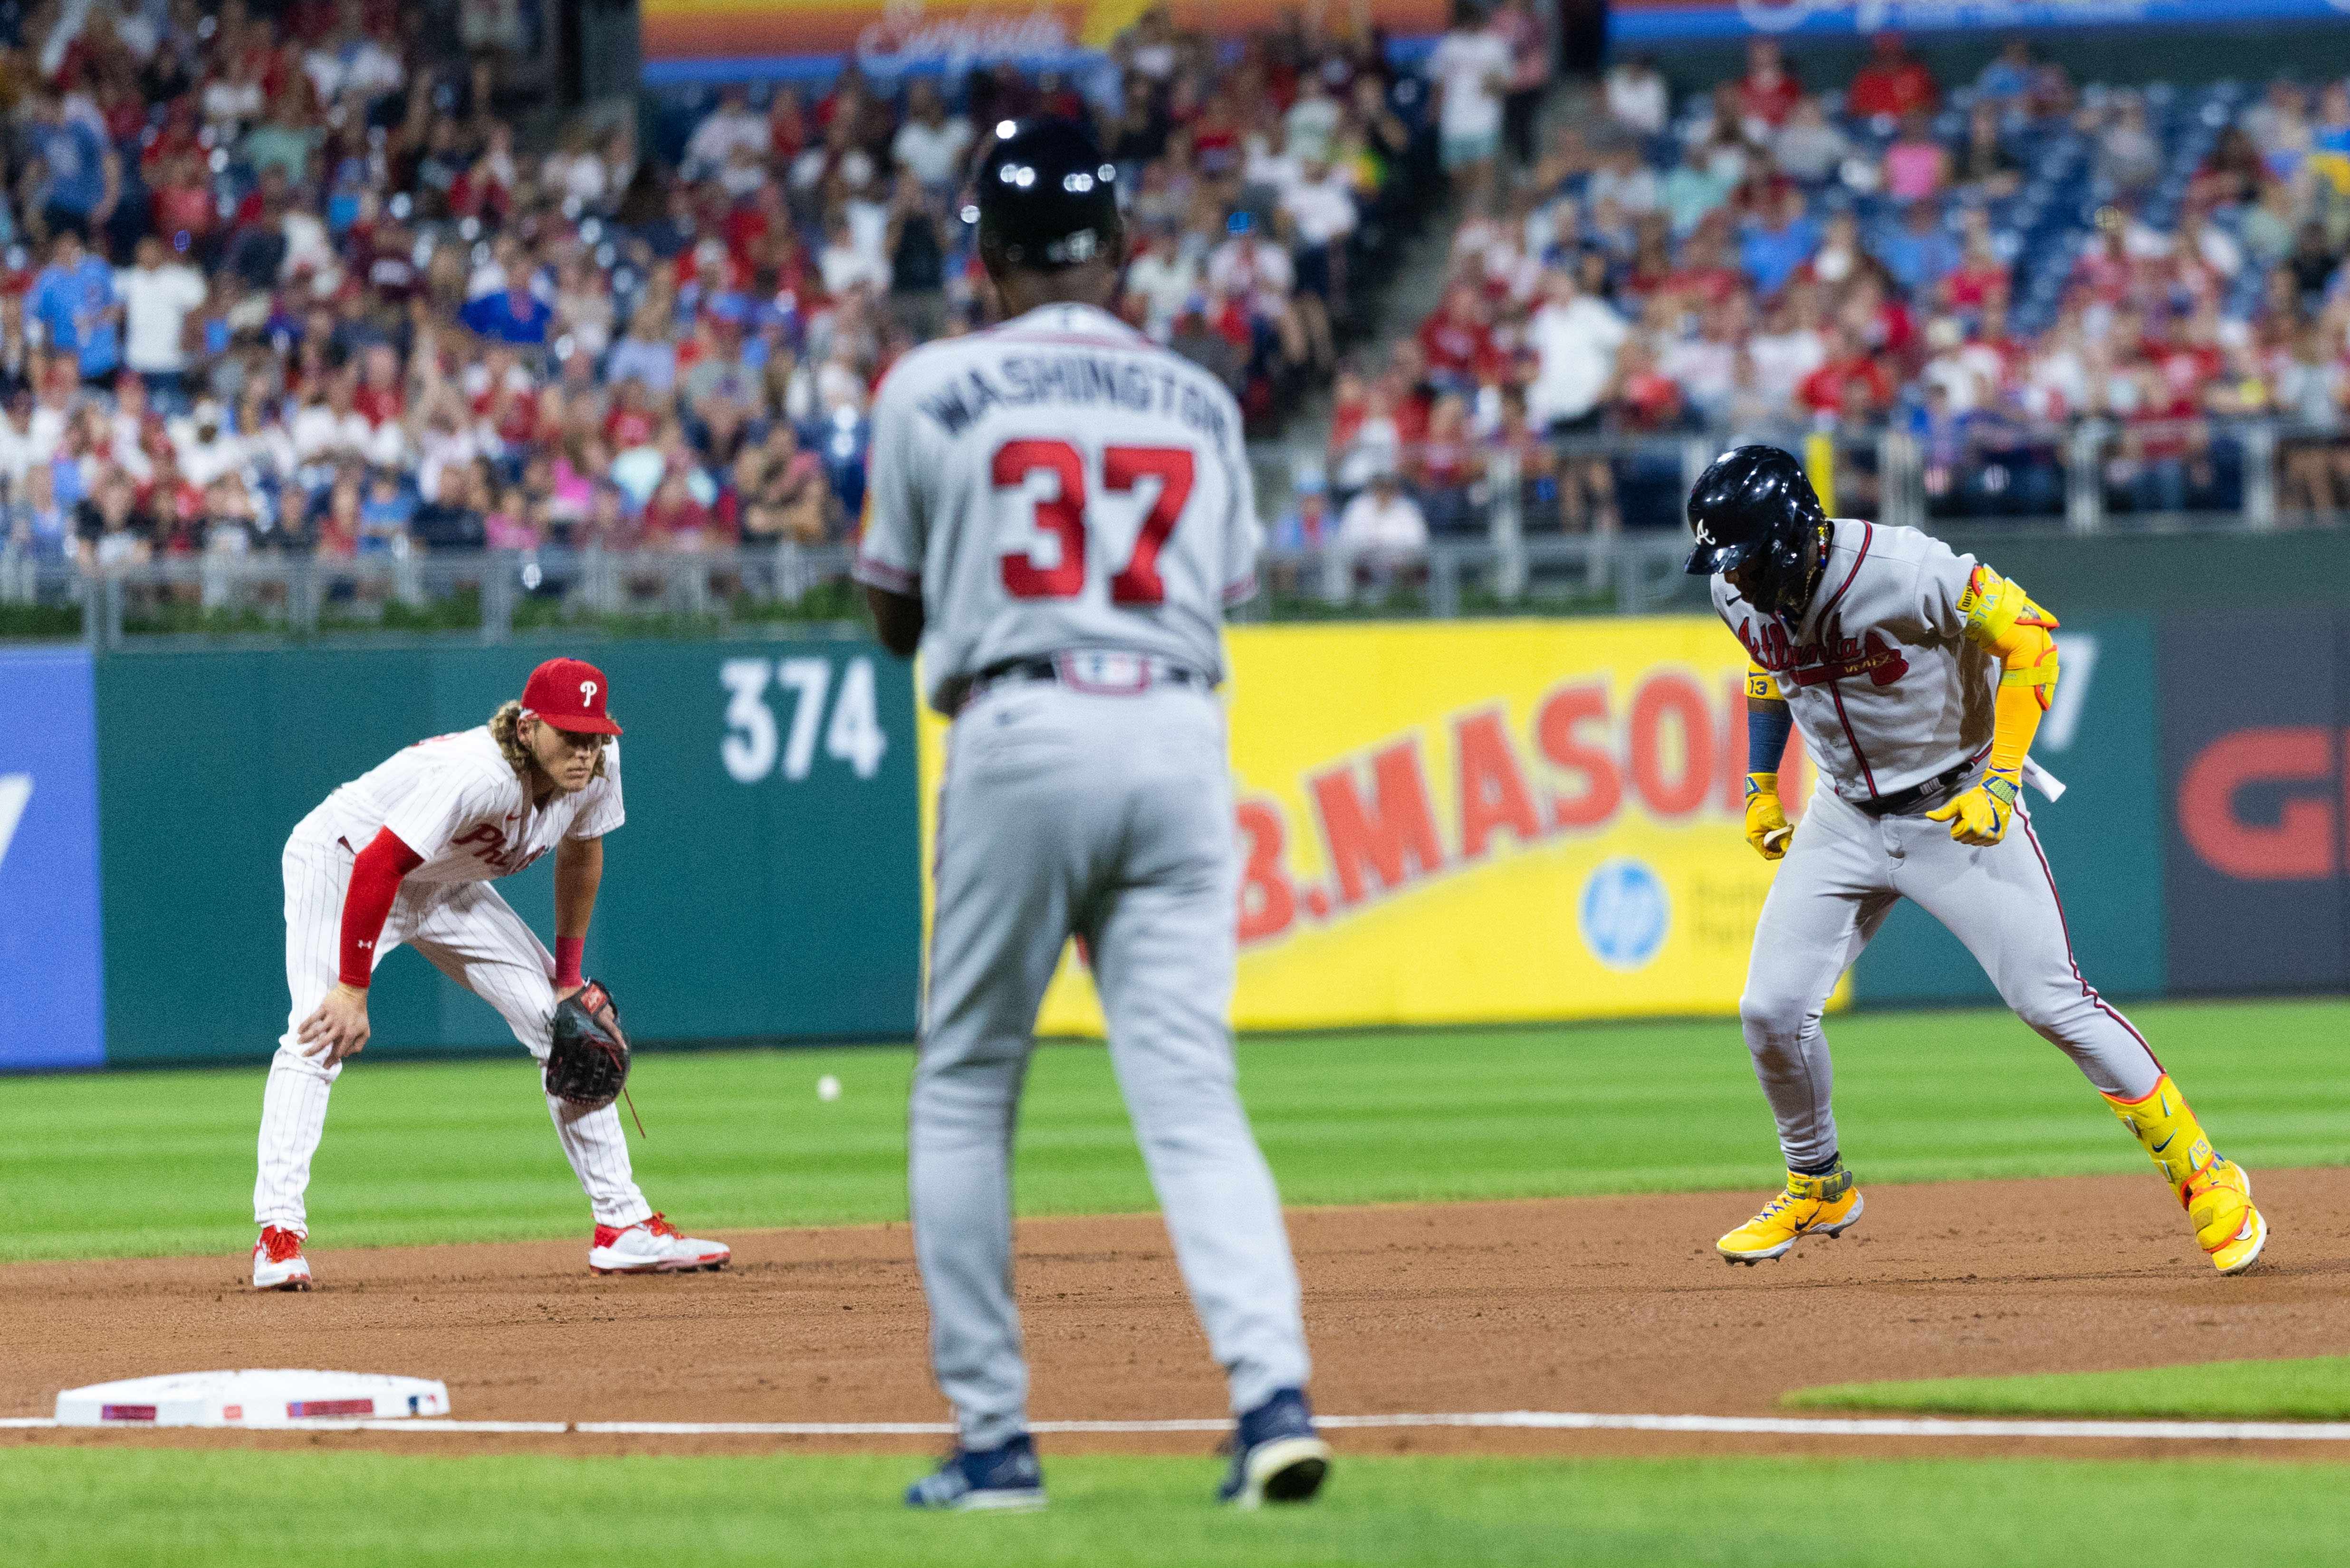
1786,1357,2350,1421
4,998,2343,1264
8,1447,2350,1568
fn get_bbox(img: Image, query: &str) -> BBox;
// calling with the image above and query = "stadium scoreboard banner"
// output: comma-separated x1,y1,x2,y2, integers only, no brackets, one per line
929,621,1836,1034
640,0,1448,85
1611,0,2350,43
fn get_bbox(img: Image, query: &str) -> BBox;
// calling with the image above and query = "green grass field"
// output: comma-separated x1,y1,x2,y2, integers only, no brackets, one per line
9,998,2348,1566
2,999,2341,1264
1788,1358,2350,1421
10,1448,2350,1568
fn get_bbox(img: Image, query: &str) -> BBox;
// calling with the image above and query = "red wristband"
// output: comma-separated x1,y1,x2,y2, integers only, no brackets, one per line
554,937,585,991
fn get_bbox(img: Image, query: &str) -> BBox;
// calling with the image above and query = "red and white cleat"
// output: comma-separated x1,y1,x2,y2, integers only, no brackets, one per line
252,1226,313,1291
588,1214,730,1275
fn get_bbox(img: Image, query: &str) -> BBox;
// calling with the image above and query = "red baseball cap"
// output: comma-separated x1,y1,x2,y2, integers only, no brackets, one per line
521,657,623,736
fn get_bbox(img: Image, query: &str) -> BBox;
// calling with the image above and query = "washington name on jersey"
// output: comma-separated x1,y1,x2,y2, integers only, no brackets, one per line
1712,518,1998,806
304,727,625,884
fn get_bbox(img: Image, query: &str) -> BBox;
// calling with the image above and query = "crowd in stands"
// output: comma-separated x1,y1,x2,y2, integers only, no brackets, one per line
0,0,1439,582
1327,28,2350,547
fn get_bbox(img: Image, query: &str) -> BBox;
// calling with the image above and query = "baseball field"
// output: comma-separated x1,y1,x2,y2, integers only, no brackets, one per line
7,997,2350,1566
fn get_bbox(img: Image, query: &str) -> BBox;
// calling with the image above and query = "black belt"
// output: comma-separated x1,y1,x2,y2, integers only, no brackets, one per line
1852,757,1976,818
965,651,1208,707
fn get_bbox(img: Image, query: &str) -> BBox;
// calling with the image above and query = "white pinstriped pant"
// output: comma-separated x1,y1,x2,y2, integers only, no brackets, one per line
253,828,652,1234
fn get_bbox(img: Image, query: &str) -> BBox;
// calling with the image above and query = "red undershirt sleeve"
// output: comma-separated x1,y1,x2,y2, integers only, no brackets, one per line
339,827,425,987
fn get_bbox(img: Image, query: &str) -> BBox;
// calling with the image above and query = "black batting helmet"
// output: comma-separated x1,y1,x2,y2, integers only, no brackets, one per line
1683,444,1827,615
975,117,1122,271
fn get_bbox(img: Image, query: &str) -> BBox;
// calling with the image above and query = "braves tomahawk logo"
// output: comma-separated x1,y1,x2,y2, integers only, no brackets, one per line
1738,614,1911,689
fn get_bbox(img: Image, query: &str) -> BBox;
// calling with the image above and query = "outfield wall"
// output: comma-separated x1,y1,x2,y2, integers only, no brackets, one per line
2,609,2340,1068
0,639,924,1069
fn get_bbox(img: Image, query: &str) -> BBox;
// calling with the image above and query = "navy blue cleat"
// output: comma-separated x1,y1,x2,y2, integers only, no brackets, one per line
1217,1388,1331,1508
904,1434,1047,1511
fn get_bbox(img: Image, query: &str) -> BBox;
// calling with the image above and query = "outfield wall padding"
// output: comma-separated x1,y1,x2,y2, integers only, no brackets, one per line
13,603,2335,1069
92,640,922,1064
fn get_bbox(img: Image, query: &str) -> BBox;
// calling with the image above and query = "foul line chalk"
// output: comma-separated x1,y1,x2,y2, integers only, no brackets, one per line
9,1410,2350,1442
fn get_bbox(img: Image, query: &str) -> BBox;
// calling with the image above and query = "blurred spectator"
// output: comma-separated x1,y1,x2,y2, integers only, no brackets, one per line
1736,38,1803,137
1429,7,1512,202
1740,186,1819,298
1490,0,1551,170
1269,471,1334,551
2096,95,2163,195
1883,111,1948,202
1774,99,1850,187
1527,267,1628,433
1337,467,1427,569
892,81,973,190
1976,39,2037,103
1605,53,1668,138
1846,33,1939,123
1661,142,1734,236
1953,104,2022,198
30,230,121,387
117,235,208,406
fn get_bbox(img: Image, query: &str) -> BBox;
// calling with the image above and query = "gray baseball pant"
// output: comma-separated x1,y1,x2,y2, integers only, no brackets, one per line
1740,784,2164,1170
911,678,1311,1450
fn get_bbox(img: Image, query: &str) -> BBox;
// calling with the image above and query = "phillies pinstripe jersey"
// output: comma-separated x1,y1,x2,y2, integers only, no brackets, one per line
853,303,1260,715
1712,518,1997,806
308,727,624,884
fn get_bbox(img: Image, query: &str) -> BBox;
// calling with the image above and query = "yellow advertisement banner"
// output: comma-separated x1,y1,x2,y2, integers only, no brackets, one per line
915,618,1834,1034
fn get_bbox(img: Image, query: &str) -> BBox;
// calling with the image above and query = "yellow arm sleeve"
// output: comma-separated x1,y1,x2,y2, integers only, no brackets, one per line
1957,565,2060,774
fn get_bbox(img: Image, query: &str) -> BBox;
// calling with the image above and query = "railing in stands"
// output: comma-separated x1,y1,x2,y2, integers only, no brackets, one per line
5,418,2342,646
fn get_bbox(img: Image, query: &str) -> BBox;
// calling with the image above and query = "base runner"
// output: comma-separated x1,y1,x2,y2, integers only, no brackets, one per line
856,119,1329,1511
250,656,729,1290
1685,445,2267,1276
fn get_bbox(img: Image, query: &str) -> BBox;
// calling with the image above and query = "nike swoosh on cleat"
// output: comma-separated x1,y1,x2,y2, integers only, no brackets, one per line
2153,1133,2176,1153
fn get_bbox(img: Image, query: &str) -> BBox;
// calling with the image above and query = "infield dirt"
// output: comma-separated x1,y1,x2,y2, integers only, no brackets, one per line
8,1170,2350,1461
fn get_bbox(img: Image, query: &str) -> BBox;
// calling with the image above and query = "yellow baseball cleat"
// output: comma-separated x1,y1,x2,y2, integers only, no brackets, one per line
1717,1165,1863,1265
2105,1075,2269,1276
2184,1159,2267,1276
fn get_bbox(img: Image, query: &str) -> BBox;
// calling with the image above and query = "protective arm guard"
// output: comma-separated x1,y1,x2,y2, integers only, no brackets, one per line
1935,566,2061,845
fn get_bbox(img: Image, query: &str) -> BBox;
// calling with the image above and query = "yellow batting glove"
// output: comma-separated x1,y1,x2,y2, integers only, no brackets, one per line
1745,773,1792,860
1928,768,2021,847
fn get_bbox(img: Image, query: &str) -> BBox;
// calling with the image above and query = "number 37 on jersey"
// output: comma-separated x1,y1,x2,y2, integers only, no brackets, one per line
992,439,1194,603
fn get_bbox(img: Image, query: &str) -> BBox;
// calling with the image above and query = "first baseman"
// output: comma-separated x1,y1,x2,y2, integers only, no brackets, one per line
1686,445,2266,1275
250,656,729,1290
856,118,1329,1511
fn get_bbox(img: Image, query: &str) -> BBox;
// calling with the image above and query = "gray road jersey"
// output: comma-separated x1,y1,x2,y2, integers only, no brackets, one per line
1711,518,1996,806
854,303,1260,714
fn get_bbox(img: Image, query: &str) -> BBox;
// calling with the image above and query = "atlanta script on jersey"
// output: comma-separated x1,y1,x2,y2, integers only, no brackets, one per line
1711,519,1996,806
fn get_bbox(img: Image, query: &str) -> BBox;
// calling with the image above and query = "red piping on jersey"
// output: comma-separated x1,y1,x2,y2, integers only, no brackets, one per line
1826,682,1880,797
2022,816,2163,1074
1814,519,1872,624
1806,519,1880,795
339,827,424,987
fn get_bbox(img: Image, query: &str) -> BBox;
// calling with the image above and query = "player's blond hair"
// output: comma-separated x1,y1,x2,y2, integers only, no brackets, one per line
490,700,609,782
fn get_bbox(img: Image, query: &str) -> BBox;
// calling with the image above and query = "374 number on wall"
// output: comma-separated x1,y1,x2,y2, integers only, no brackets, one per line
719,656,888,783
